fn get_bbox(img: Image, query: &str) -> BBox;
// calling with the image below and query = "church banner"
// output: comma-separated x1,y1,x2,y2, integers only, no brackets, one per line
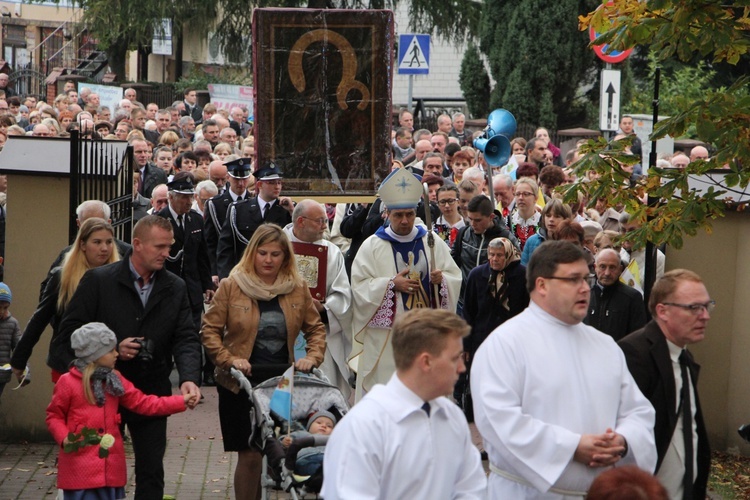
252,8,394,196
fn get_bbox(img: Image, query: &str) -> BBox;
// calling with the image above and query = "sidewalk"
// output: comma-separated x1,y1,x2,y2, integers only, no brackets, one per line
1,380,488,500
0,386,274,499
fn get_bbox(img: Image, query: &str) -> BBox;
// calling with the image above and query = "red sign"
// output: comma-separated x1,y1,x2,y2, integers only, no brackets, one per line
589,2,633,63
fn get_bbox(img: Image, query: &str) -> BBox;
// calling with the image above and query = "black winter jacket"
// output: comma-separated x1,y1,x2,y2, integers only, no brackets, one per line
55,256,201,397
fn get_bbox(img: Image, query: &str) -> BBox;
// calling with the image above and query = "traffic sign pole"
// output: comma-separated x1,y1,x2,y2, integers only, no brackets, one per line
407,75,413,113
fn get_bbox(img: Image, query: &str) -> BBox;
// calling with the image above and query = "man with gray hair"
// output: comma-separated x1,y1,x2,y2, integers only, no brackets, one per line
449,112,469,146
493,174,515,216
192,179,218,217
584,248,647,341
284,199,353,399
41,200,132,299
436,113,452,134
178,115,196,140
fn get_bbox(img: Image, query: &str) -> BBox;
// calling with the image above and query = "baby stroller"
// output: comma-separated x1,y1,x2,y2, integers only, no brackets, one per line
231,366,349,499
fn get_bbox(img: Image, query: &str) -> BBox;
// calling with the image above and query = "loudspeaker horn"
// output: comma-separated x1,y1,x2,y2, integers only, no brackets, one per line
474,135,511,167
486,109,517,139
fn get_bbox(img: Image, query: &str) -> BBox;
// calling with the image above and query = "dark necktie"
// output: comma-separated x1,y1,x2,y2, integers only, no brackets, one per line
680,350,694,500
176,214,185,238
421,401,431,417
264,202,274,221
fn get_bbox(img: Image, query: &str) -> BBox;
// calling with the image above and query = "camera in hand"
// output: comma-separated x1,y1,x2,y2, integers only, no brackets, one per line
132,338,155,364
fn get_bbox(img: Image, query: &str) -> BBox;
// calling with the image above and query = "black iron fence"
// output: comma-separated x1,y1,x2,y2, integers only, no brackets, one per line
69,130,134,244
139,83,180,109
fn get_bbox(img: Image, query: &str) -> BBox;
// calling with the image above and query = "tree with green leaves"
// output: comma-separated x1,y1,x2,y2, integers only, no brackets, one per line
478,0,600,128
44,0,481,83
459,43,490,119
574,1,750,249
58,0,218,79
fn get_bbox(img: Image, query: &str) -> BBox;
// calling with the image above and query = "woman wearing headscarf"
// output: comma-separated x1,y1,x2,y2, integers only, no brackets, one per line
457,237,529,421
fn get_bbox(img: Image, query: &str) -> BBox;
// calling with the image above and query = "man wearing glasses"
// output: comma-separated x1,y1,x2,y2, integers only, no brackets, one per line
284,199,353,400
619,269,712,500
472,241,656,499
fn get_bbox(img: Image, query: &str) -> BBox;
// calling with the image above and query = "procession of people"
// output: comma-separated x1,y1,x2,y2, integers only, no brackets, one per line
0,84,718,500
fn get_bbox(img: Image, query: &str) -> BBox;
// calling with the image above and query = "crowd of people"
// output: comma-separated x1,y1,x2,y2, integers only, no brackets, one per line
0,86,717,500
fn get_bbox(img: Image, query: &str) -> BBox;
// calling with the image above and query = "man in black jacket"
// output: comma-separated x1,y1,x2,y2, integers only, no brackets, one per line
584,248,647,341
204,158,252,282
57,215,201,500
157,172,214,326
216,161,293,278
181,88,203,125
132,138,168,198
618,270,712,500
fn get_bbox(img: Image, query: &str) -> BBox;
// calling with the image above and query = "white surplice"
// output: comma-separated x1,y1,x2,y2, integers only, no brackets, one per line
322,373,487,499
285,225,353,399
471,302,657,499
350,225,462,401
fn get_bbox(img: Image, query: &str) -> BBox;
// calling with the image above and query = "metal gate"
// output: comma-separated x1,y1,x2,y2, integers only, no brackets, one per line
69,131,134,244
8,67,47,101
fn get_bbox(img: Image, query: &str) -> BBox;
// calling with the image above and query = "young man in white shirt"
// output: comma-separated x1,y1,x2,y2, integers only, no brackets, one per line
323,308,486,499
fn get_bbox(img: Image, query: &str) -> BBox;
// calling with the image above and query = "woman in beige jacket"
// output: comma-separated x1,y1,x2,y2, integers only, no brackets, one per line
201,224,326,500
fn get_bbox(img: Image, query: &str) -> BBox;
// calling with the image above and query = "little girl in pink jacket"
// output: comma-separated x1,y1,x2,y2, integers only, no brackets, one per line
46,322,196,499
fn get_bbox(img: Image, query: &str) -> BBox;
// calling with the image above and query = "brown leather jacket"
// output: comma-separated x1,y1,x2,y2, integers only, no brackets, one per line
201,276,326,393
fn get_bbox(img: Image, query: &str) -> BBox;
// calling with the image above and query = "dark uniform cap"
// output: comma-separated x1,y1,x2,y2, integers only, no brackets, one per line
254,161,283,181
225,157,254,179
167,171,195,194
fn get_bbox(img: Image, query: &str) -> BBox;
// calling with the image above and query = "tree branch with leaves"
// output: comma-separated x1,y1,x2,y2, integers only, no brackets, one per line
574,0,750,249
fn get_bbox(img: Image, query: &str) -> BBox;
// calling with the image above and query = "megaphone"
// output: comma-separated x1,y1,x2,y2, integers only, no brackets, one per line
474,135,511,167
474,108,517,166
486,109,517,139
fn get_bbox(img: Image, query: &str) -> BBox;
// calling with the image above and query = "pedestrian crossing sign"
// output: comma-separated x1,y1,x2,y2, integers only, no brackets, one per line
398,34,430,75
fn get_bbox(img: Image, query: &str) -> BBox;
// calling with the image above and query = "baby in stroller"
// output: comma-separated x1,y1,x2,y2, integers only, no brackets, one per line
280,410,336,475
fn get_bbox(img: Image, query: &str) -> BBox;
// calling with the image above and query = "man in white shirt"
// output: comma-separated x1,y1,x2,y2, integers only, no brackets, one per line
323,308,486,499
618,270,712,499
471,240,657,498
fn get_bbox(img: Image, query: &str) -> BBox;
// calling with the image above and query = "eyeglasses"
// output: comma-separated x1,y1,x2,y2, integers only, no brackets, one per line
515,191,535,198
438,198,458,206
662,301,715,314
544,275,596,287
302,216,328,225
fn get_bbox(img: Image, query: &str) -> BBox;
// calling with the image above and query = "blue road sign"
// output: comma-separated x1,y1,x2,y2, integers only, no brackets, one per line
398,34,430,75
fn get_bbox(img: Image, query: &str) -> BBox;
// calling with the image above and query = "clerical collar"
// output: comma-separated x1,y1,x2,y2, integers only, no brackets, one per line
385,225,419,243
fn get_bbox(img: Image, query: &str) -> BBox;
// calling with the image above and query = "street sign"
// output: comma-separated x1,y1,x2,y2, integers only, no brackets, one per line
599,69,621,131
588,2,633,63
152,19,173,56
589,27,633,63
398,34,430,75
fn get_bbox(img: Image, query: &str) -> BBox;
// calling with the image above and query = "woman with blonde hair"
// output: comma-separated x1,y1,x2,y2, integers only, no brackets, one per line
201,224,326,500
158,130,180,149
10,218,120,382
213,142,233,161
42,117,61,137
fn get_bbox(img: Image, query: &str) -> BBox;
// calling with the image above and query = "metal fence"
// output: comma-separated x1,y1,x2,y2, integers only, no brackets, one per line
69,130,134,244
138,83,180,109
